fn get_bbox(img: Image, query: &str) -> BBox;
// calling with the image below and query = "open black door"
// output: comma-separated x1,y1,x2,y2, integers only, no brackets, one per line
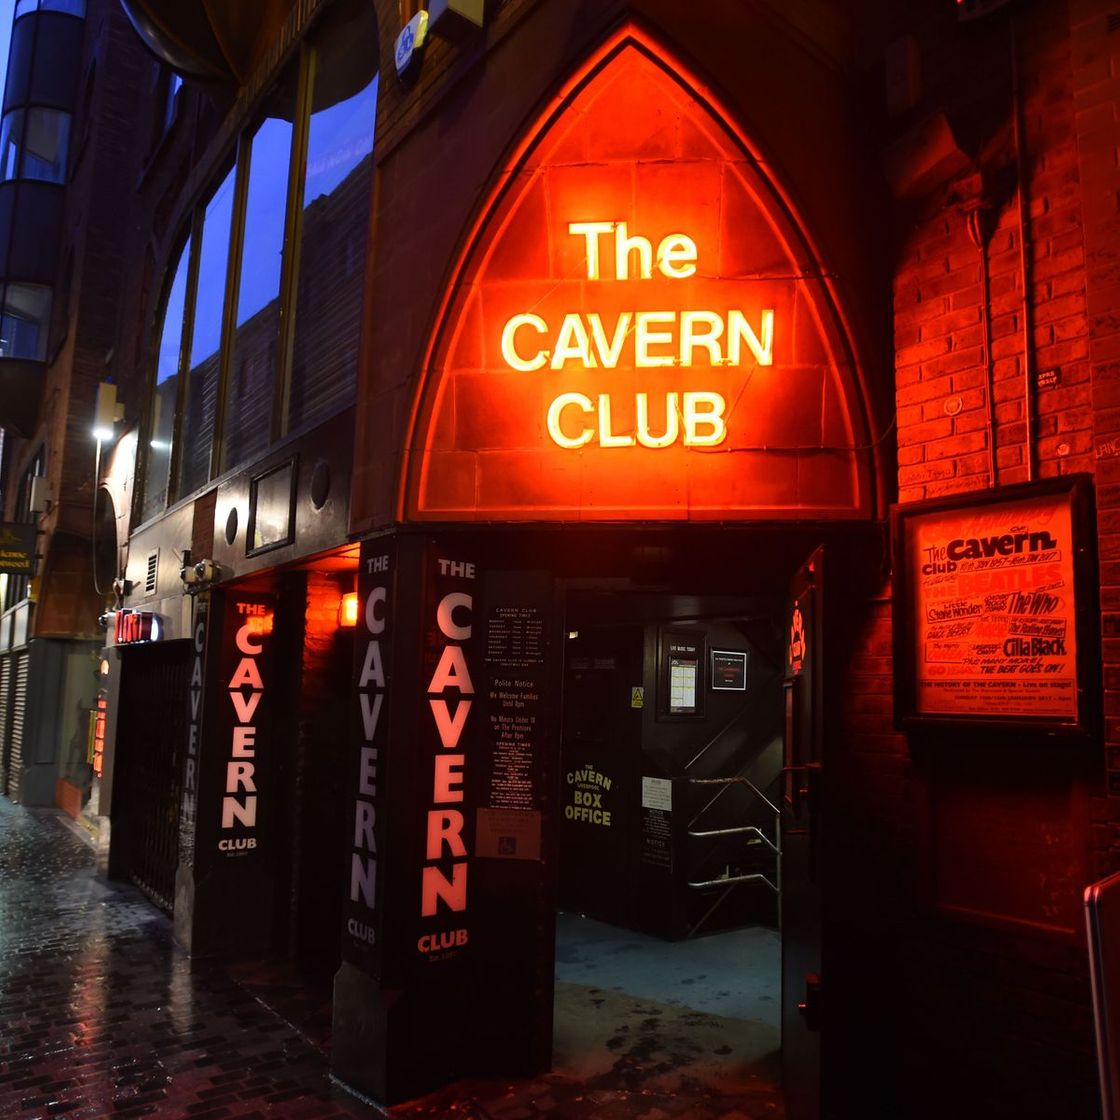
781,546,824,1119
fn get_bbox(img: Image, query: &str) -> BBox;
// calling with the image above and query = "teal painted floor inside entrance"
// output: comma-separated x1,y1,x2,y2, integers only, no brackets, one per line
552,912,782,1098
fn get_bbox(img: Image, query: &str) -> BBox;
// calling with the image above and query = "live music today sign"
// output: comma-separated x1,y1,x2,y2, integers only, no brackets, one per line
401,33,875,523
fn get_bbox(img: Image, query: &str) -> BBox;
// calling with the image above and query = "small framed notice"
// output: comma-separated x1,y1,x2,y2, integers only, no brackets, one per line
711,649,748,691
891,475,1096,733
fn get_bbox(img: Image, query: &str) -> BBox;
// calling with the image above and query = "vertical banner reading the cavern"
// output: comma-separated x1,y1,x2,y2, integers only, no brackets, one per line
905,487,1082,721
414,545,478,965
178,601,208,868
213,595,275,858
342,537,395,976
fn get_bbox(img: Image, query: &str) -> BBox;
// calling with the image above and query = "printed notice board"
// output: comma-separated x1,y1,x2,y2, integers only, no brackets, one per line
892,476,1095,731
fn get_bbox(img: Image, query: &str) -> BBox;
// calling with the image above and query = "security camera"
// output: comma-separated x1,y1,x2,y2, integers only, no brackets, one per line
194,559,218,583
180,563,200,585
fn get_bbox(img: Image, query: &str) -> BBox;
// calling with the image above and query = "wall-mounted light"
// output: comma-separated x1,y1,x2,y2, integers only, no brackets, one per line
339,591,359,628
29,475,53,513
92,381,124,441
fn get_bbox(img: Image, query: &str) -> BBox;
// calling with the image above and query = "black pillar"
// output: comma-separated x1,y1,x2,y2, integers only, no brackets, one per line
173,591,278,956
332,532,559,1103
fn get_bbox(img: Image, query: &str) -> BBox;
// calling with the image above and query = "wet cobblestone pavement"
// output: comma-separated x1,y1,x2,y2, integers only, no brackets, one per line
0,799,782,1119
0,800,374,1120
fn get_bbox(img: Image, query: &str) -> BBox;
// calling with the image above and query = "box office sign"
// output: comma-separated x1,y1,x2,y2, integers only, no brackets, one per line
0,523,35,575
892,476,1096,731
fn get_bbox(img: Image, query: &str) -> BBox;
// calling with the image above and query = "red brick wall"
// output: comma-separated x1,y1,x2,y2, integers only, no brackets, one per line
894,3,1090,501
851,1,1107,1113
287,571,353,959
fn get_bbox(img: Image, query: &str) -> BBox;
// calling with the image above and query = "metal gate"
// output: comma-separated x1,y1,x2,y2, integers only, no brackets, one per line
116,642,189,912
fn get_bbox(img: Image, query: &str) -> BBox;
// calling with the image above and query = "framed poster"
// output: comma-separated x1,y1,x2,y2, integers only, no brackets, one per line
247,457,297,556
892,475,1096,733
711,649,748,691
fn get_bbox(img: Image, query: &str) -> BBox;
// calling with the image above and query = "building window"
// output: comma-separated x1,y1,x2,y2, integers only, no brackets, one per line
0,283,51,361
0,107,72,183
15,0,85,17
288,3,378,433
139,0,379,520
2,446,44,610
224,72,296,472
178,166,235,499
140,237,190,524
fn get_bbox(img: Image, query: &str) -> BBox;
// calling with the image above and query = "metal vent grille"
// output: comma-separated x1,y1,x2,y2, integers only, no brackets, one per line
8,652,28,802
0,657,11,795
145,550,159,595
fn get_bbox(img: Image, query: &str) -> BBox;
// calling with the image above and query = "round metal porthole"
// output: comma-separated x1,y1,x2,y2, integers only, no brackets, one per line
224,506,238,545
311,461,331,510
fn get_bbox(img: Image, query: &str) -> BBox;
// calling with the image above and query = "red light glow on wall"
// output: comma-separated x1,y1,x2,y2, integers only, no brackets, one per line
401,30,875,522
242,611,275,638
339,591,359,628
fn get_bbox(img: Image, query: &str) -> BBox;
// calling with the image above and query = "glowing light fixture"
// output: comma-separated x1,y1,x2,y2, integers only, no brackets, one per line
339,592,359,628
93,382,124,441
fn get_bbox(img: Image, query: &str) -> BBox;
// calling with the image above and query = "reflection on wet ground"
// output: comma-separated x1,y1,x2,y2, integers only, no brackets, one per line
0,801,370,1120
0,799,782,1119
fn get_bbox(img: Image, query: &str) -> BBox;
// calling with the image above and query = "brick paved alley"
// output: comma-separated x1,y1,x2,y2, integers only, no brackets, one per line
0,799,783,1120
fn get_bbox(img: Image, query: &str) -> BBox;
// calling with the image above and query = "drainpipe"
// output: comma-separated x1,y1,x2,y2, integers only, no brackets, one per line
965,203,997,488
1011,14,1036,482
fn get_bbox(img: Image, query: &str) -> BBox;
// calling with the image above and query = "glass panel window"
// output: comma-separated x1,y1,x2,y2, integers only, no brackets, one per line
140,238,190,524
288,2,379,432
178,167,234,498
0,112,21,179
224,89,294,471
41,0,86,15
16,0,86,15
0,108,71,183
22,108,70,182
0,282,51,360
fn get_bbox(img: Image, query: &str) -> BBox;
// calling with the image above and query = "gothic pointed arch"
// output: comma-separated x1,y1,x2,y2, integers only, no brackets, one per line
400,27,879,523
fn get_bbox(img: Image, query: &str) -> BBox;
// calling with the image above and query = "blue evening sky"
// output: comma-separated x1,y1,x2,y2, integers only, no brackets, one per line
0,2,13,95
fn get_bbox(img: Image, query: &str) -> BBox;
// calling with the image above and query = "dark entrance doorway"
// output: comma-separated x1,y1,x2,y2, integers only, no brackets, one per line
113,642,190,911
552,586,786,1098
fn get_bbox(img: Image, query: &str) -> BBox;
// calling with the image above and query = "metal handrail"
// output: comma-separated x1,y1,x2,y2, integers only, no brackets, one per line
687,823,778,855
684,774,782,918
684,705,753,771
688,775,781,817
687,871,778,892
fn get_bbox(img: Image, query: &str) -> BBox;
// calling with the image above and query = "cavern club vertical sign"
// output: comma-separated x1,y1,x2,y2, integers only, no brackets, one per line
212,594,276,855
178,602,207,868
892,476,1096,732
343,539,479,979
414,548,478,963
401,33,876,523
344,538,396,973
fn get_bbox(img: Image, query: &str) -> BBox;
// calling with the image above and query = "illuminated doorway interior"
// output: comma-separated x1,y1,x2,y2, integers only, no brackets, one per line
551,587,784,1094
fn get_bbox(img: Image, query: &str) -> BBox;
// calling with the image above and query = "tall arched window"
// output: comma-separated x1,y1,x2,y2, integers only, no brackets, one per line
140,237,190,524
